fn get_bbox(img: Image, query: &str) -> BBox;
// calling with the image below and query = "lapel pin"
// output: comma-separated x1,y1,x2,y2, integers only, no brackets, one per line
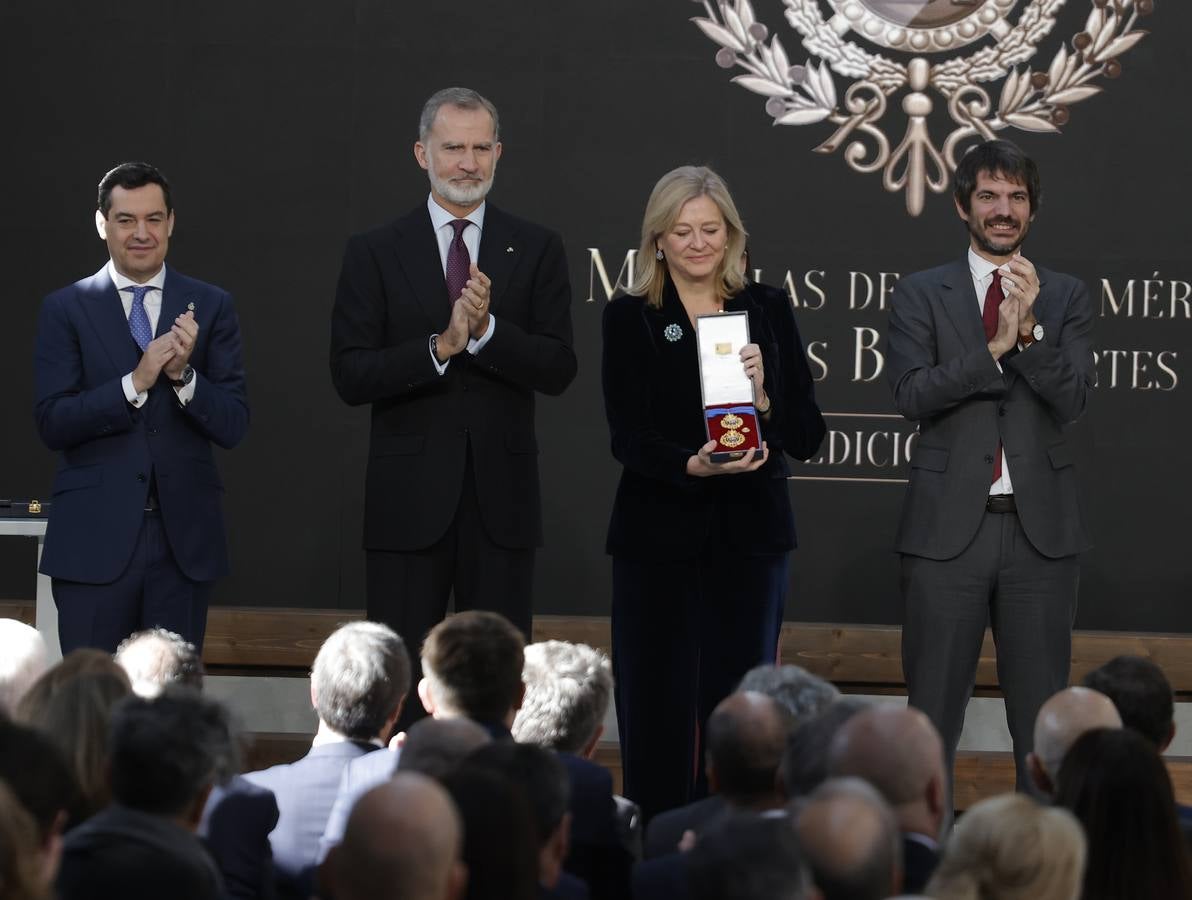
187,302,195,311
506,246,514,253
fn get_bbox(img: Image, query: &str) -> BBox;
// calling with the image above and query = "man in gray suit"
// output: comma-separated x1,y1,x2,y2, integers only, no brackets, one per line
886,139,1094,791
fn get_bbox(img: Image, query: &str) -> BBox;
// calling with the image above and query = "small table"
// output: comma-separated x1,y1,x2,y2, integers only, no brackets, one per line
0,517,61,663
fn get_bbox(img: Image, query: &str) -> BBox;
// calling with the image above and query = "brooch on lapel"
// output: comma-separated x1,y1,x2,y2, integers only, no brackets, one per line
187,302,195,311
663,323,683,343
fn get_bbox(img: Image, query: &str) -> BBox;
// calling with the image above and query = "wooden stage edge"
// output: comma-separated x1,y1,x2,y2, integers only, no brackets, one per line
6,602,1192,808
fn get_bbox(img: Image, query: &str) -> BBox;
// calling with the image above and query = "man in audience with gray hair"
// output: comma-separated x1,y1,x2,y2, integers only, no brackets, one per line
1026,685,1122,798
513,639,612,757
245,620,411,900
645,691,793,858
0,618,48,715
115,627,204,697
780,697,871,800
795,777,903,900
737,662,840,720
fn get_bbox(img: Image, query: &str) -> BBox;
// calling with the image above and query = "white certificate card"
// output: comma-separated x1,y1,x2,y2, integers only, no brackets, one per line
696,312,753,407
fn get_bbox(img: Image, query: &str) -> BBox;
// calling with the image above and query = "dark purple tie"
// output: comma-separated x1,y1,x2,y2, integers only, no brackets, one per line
445,219,471,306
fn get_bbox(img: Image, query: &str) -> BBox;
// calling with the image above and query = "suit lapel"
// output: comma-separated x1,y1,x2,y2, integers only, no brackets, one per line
939,257,988,351
392,207,452,326
477,205,517,312
79,266,140,375
157,267,191,340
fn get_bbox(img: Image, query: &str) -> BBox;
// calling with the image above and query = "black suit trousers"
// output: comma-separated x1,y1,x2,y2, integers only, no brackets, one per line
367,441,534,731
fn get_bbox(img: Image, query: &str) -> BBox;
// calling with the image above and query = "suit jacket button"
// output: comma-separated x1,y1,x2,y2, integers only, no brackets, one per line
136,473,147,482
149,427,158,435
983,454,994,464
998,409,1005,417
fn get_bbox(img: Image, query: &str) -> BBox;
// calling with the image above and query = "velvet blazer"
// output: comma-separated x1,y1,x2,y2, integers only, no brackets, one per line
602,279,825,561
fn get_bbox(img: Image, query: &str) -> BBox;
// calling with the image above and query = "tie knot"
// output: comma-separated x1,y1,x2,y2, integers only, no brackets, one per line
122,285,152,302
450,219,470,240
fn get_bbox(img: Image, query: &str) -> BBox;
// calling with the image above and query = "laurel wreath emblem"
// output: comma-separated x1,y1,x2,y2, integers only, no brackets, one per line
692,0,1154,215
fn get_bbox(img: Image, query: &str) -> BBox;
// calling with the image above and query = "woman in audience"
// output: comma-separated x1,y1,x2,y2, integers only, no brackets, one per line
0,779,55,900
925,793,1084,900
1055,727,1192,900
15,649,131,819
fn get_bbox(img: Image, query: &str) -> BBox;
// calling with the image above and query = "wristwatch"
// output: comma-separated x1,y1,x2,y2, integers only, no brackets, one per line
1020,322,1045,346
170,365,195,388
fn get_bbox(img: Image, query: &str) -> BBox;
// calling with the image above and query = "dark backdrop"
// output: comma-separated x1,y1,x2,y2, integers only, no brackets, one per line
2,1,1188,629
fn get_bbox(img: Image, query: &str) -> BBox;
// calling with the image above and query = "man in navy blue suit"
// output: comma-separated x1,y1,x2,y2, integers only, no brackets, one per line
34,161,249,653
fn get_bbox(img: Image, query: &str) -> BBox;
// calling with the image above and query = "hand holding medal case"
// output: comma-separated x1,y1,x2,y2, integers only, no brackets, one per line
696,311,762,463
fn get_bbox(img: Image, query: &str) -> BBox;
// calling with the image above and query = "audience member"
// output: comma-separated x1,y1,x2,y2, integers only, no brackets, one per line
1081,654,1192,837
795,777,902,900
115,627,204,697
244,621,410,900
467,741,589,899
512,639,641,863
0,718,83,874
779,696,870,799
423,613,628,900
1055,727,1192,900
513,640,612,756
16,649,131,818
442,765,541,900
0,618,48,716
56,689,236,900
925,793,1084,900
737,663,840,720
645,691,791,858
0,779,55,900
399,716,494,778
828,705,947,895
321,774,467,900
419,610,526,734
1026,686,1121,797
685,813,814,900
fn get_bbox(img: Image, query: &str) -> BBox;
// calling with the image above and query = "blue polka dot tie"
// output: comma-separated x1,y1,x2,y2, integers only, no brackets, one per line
123,285,153,352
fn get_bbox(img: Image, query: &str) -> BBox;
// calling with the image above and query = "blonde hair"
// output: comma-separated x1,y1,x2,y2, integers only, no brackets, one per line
629,165,748,308
926,793,1085,900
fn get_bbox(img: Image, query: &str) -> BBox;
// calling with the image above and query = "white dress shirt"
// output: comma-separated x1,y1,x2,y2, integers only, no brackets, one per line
109,260,196,408
967,248,1013,495
426,195,496,374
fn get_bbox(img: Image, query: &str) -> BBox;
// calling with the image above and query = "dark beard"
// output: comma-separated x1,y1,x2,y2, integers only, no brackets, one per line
969,217,1028,258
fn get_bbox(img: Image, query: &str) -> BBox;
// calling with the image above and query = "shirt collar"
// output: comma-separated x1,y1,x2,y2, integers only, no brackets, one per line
967,247,1002,284
107,259,166,292
427,194,485,234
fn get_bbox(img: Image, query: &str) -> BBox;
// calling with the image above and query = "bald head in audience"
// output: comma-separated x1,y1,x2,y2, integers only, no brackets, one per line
0,619,48,715
1027,686,1122,796
706,691,792,809
828,705,947,841
796,777,902,900
324,774,466,900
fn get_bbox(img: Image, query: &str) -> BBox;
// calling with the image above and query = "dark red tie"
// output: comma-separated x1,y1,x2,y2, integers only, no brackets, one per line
982,272,1003,484
445,219,471,306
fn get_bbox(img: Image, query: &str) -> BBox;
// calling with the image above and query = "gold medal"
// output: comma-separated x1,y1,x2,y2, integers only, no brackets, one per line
720,413,744,430
719,429,746,449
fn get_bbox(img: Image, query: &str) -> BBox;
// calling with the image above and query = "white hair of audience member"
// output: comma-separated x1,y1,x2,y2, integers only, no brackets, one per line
512,640,612,755
924,793,1085,900
115,627,204,698
1027,686,1122,793
0,619,48,715
737,663,840,719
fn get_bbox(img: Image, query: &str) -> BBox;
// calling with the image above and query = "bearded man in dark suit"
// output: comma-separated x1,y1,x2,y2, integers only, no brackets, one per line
330,88,576,729
886,139,1094,792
